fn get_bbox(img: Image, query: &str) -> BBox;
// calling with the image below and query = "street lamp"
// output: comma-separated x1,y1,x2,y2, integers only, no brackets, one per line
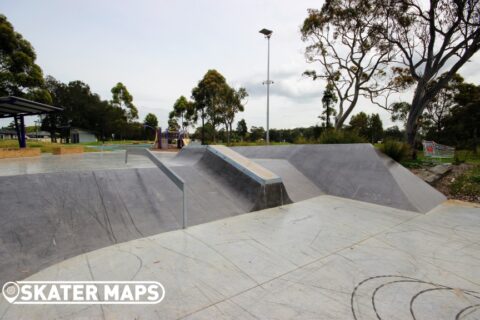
259,28,273,144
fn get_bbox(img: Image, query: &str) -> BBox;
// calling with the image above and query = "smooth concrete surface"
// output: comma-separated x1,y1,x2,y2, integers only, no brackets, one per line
0,148,290,285
207,145,282,184
1,196,478,319
233,144,446,213
163,146,292,211
0,151,155,176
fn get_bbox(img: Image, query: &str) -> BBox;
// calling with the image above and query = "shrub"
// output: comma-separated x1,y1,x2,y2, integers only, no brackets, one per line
379,140,410,162
450,166,480,196
318,130,366,144
293,136,309,144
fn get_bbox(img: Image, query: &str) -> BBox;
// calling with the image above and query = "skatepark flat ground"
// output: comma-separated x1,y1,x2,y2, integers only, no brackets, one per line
0,150,271,285
0,145,478,319
0,195,478,319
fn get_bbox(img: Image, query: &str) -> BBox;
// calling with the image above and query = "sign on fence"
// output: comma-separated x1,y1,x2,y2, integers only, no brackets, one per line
422,140,455,159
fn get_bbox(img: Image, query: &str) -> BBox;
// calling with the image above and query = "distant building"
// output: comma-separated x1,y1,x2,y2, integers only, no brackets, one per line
0,130,18,140
70,128,97,143
26,131,51,142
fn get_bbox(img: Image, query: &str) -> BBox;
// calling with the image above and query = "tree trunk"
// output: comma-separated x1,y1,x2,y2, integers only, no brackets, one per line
406,83,428,159
201,111,205,145
473,127,478,154
335,93,359,130
226,123,230,145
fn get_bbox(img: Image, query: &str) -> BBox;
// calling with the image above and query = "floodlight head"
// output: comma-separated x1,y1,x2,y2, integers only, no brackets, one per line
259,28,273,38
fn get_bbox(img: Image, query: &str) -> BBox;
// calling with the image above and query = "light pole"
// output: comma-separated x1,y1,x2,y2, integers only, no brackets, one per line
34,119,41,140
259,28,273,144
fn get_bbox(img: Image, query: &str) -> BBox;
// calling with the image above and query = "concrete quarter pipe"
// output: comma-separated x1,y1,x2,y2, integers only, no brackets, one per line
0,143,445,285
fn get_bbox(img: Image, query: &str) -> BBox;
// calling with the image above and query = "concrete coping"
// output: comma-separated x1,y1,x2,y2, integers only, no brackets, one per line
207,145,282,185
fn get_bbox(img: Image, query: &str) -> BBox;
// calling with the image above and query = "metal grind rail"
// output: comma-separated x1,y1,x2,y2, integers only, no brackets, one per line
125,148,187,229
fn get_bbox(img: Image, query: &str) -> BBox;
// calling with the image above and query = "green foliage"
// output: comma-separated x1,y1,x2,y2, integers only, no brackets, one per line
301,1,395,129
294,136,310,144
379,140,410,162
249,126,266,142
168,118,180,131
42,76,146,141
191,70,247,143
384,126,404,141
236,119,248,140
318,129,366,144
453,154,466,166
144,113,158,140
368,114,383,143
144,113,158,128
348,112,383,143
0,139,98,153
320,82,337,128
111,82,138,121
437,82,480,151
170,96,195,130
449,166,480,197
349,112,369,137
0,14,51,102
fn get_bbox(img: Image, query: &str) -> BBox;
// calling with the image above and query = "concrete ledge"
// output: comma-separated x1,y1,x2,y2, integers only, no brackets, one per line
207,145,281,185
52,146,84,155
0,148,41,159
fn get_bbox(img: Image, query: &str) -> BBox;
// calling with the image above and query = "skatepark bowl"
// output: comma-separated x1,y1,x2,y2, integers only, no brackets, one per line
0,143,478,319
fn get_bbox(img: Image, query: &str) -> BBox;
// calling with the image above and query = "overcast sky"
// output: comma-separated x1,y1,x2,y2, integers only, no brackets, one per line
2,0,480,130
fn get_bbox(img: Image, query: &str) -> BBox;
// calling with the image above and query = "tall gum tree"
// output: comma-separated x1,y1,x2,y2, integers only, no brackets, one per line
301,0,398,129
379,0,480,155
222,87,247,144
191,70,228,144
0,14,50,102
111,82,138,122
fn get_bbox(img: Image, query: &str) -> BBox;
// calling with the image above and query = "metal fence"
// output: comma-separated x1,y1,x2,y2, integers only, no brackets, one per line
422,140,455,159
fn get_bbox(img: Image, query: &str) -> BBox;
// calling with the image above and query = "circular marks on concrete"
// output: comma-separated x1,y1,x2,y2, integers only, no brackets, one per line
351,275,480,319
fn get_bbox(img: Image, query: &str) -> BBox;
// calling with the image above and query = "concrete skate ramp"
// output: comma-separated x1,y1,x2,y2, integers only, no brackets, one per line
0,168,184,285
165,146,292,212
232,144,446,212
0,147,292,285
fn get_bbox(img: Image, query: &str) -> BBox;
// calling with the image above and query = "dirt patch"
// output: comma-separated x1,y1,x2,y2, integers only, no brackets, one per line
412,163,480,204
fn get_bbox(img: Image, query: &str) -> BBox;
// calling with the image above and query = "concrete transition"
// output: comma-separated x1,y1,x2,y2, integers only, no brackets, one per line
0,146,291,285
1,196,478,319
232,144,446,213
0,143,446,289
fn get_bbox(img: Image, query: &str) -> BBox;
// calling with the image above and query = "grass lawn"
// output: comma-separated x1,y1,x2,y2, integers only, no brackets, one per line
0,139,158,153
449,165,480,200
80,140,153,146
223,141,291,147
401,149,480,168
0,140,98,153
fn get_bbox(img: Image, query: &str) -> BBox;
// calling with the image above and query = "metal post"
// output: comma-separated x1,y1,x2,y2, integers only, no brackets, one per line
13,115,22,148
182,186,187,229
120,148,188,228
260,29,273,144
19,115,26,148
266,36,270,144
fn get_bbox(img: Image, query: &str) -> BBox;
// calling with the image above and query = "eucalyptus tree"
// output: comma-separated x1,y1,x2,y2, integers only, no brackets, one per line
191,69,229,144
0,14,51,102
222,87,248,144
301,0,398,129
321,82,338,128
379,0,480,154
111,82,138,122
169,95,195,132
236,119,248,141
